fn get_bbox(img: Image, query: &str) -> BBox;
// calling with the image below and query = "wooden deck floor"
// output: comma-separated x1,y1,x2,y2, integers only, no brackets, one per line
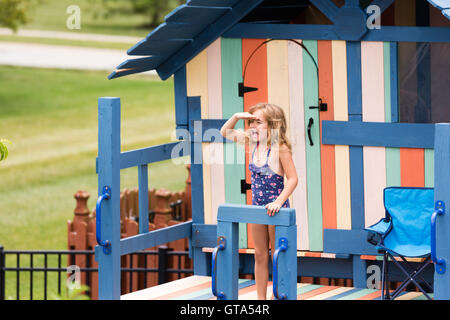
121,276,431,300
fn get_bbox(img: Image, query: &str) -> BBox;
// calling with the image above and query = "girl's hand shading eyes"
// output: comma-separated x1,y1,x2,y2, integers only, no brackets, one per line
234,112,257,120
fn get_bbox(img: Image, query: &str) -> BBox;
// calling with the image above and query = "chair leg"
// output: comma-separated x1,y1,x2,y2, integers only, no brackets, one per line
392,272,432,300
387,253,433,300
381,256,385,300
381,252,390,300
398,256,434,293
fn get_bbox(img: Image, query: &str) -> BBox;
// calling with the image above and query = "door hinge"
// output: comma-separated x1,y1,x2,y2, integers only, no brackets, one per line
238,82,258,97
240,179,251,194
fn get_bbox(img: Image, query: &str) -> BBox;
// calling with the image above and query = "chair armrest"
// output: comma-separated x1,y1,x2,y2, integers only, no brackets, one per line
366,218,392,235
365,218,392,246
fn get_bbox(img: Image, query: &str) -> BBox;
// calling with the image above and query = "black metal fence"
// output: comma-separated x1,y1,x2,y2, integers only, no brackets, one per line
0,246,193,300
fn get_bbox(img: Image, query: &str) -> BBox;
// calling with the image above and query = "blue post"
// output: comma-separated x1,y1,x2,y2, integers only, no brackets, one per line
433,123,450,299
352,255,367,288
188,96,208,275
215,204,297,300
96,97,121,300
138,164,149,234
274,225,297,300
346,40,367,288
216,221,239,300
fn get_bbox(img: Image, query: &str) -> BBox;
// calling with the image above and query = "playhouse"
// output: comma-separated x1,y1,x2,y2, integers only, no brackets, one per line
95,0,450,300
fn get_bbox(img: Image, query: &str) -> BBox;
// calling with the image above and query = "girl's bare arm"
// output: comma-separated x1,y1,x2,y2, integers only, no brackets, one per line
220,112,256,143
266,146,298,215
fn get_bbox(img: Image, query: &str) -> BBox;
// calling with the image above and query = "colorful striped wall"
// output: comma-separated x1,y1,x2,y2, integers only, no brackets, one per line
185,37,434,252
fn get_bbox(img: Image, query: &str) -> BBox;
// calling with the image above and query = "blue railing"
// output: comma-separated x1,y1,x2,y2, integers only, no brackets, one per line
96,97,191,299
96,96,450,300
211,204,297,300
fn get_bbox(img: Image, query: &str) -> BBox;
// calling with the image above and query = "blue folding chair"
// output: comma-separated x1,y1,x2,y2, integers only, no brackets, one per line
365,187,434,300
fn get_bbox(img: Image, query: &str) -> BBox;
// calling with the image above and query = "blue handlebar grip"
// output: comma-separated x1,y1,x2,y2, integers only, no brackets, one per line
431,200,446,274
273,237,288,300
96,186,112,255
211,236,226,300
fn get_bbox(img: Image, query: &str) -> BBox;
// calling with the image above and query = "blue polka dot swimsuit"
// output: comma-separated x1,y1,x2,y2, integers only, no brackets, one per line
249,142,290,208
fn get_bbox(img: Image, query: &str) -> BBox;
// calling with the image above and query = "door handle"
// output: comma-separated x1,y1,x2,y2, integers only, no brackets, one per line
307,117,314,146
309,98,328,112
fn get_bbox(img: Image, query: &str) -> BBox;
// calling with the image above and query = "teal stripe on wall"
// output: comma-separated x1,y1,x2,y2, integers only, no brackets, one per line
221,37,247,248
384,42,401,187
302,40,323,251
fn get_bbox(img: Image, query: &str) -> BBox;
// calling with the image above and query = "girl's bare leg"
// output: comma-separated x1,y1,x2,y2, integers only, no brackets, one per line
268,224,276,260
268,225,276,300
251,223,270,300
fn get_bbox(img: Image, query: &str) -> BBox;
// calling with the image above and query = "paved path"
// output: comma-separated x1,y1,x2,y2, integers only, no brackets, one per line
0,28,143,43
0,29,156,76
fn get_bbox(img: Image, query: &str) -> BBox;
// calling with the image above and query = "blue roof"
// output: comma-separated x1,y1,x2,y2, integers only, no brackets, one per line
109,0,450,81
109,0,264,80
428,0,450,20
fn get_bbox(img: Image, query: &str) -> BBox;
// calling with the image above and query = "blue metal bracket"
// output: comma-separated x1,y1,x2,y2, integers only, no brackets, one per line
431,200,446,274
212,236,226,300
96,186,112,255
273,237,288,300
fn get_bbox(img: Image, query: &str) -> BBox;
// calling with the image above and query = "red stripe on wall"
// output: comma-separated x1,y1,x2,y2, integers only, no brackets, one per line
400,148,425,187
242,38,269,249
318,40,337,230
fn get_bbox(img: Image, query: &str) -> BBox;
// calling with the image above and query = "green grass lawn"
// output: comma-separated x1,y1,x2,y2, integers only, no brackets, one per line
1,0,181,51
0,66,189,299
0,1,185,299
0,66,188,251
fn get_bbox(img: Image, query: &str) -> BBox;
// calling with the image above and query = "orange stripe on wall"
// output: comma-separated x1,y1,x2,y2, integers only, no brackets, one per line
242,38,269,249
318,40,337,229
400,148,425,187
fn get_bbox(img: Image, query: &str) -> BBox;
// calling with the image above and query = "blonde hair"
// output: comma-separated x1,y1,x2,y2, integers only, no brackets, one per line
245,103,292,152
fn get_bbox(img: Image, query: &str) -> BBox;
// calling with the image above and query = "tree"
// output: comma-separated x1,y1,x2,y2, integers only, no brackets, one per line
91,0,184,29
0,139,11,162
0,0,40,31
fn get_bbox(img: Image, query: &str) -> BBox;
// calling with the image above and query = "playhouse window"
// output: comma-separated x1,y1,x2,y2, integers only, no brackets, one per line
398,41,450,123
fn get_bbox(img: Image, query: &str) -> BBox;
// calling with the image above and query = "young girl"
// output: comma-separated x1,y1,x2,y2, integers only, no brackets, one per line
220,102,298,300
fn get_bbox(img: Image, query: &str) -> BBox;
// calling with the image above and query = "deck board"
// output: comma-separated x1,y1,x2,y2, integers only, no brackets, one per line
121,276,432,300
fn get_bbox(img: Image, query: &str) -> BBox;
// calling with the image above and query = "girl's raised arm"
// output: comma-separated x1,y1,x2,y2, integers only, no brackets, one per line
220,112,256,144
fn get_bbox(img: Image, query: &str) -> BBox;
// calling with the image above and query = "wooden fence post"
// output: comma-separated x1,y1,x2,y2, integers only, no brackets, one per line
121,217,139,294
67,191,90,288
184,164,192,221
142,223,158,289
86,213,98,300
154,188,173,227
167,220,190,281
